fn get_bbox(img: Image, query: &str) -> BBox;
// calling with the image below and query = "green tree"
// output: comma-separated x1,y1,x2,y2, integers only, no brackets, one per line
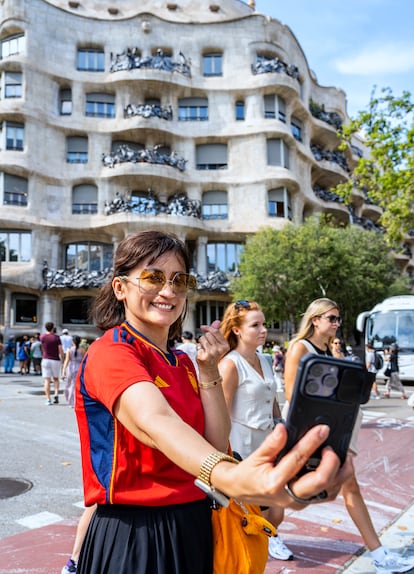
336,87,414,245
231,218,406,340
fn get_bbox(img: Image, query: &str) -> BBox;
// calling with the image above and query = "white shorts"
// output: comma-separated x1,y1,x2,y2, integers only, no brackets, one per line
41,358,61,379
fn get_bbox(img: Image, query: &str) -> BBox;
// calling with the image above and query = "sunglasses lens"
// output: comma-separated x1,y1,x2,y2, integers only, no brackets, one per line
173,273,197,294
139,269,166,293
329,315,342,324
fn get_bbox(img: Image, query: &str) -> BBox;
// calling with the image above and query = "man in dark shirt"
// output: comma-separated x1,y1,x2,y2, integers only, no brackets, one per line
40,321,64,405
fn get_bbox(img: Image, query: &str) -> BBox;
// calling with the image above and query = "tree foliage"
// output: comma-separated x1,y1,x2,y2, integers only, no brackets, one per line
231,217,407,340
336,87,414,245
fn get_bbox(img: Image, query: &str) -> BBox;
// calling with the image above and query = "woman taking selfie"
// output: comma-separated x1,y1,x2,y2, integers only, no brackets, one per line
74,233,353,574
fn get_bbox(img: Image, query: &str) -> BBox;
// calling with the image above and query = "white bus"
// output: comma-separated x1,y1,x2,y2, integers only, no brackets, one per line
356,295,414,382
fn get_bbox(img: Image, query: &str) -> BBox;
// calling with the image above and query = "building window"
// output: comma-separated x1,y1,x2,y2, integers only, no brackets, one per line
1,34,25,59
196,300,227,328
13,294,38,324
196,144,228,170
0,230,31,262
267,138,290,169
72,184,98,214
3,71,22,98
206,241,243,273
264,94,286,122
235,100,245,121
85,92,115,118
203,53,222,77
2,173,28,206
62,296,94,325
291,116,303,141
65,242,112,272
268,187,292,219
178,97,208,121
4,121,24,150
59,88,72,115
77,48,104,71
202,190,228,219
66,136,88,163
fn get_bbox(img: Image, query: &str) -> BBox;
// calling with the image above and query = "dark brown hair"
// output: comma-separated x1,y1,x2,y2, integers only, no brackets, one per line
92,230,191,339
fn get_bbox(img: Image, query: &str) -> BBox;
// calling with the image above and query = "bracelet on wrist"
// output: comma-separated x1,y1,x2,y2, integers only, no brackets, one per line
194,450,239,507
198,375,223,390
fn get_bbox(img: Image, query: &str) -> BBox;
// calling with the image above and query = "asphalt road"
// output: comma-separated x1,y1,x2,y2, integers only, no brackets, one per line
0,372,84,540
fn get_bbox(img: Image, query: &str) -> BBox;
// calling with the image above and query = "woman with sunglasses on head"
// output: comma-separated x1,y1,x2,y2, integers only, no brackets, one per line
74,232,353,574
283,298,414,574
219,300,293,562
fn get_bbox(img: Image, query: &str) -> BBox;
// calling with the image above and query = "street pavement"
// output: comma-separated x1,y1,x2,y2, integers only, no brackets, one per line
0,371,414,574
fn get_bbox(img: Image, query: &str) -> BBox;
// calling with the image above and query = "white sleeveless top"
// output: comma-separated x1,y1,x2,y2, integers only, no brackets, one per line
224,349,277,430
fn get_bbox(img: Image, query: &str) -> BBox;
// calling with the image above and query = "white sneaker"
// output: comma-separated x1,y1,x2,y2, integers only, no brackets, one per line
268,535,293,560
373,551,414,573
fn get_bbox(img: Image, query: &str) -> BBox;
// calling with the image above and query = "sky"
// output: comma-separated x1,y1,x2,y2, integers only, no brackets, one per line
255,0,414,118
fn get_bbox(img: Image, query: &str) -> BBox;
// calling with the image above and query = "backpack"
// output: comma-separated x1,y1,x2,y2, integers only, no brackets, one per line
374,351,383,370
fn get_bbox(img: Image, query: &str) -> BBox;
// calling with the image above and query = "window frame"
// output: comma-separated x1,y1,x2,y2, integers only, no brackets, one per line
3,71,23,98
72,184,98,214
85,92,115,118
268,187,292,220
2,173,28,207
201,190,228,220
1,34,25,59
13,293,38,325
77,48,105,72
203,53,223,77
0,230,31,262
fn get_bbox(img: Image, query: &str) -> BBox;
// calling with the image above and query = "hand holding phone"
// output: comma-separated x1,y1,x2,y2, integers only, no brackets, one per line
278,353,371,475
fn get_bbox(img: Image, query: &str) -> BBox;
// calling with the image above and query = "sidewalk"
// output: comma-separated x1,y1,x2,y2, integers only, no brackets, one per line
339,501,414,573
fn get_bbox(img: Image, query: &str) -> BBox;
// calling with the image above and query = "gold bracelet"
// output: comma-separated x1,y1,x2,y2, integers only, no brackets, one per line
198,375,223,390
197,451,239,487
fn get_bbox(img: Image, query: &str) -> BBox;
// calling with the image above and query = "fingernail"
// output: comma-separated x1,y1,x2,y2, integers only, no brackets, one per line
319,424,330,438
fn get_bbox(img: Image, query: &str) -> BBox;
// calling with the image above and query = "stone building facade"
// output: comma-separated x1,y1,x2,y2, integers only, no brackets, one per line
0,0,409,341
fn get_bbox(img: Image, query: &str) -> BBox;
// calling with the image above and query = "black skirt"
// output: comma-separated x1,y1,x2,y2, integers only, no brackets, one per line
77,499,213,574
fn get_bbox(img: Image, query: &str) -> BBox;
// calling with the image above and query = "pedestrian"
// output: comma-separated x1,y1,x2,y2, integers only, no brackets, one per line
62,335,86,407
40,321,64,405
73,230,351,574
30,333,43,375
60,328,73,354
17,335,31,374
219,299,293,562
283,297,414,574
175,329,198,371
272,344,285,391
366,341,381,399
382,344,408,399
3,336,15,373
61,505,97,574
331,337,346,359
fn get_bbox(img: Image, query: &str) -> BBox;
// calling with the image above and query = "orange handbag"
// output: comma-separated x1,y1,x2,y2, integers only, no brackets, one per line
212,497,276,574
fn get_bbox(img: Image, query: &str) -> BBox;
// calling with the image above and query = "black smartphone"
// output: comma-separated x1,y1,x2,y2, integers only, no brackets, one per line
278,353,372,475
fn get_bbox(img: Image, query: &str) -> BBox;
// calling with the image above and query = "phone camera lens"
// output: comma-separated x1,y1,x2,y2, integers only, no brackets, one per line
324,375,337,388
310,364,324,377
306,381,320,395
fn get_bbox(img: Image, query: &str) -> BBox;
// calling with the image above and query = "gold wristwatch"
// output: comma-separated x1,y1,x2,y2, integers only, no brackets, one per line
194,451,239,507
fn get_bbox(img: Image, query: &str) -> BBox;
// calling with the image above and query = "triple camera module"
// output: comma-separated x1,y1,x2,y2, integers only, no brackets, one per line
305,362,339,397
